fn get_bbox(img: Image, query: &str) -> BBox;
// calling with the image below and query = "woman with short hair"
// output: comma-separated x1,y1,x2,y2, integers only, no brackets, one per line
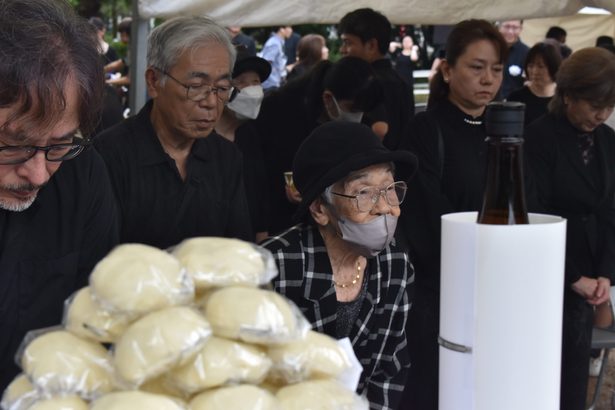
507,41,562,126
525,47,615,410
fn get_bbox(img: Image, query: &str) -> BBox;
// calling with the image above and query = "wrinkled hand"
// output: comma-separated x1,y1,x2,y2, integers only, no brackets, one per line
571,276,611,305
285,185,302,204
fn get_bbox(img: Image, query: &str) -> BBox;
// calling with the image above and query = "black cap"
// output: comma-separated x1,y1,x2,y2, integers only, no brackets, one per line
233,47,271,82
292,121,418,220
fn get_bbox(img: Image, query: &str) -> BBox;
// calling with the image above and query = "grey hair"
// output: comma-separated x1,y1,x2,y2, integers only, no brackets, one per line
0,0,104,138
322,185,334,204
147,16,236,77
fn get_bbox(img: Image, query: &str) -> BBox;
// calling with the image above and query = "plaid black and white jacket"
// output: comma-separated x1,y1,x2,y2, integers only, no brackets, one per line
263,223,413,410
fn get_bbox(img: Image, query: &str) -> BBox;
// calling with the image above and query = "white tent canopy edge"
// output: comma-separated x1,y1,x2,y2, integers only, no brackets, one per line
137,0,615,25
128,0,615,113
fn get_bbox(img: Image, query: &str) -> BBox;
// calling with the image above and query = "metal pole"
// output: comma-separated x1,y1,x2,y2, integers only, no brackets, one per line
128,1,150,115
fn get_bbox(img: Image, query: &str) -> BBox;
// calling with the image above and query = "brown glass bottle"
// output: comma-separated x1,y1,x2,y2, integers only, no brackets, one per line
477,102,529,225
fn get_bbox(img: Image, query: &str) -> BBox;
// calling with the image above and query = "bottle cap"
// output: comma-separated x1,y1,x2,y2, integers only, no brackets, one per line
485,102,525,137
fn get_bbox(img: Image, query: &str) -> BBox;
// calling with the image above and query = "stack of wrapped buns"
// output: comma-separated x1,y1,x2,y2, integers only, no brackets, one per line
1,238,368,410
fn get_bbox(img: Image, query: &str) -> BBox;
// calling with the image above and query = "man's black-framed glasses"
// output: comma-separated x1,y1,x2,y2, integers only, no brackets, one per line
157,68,236,102
331,181,408,212
0,142,87,165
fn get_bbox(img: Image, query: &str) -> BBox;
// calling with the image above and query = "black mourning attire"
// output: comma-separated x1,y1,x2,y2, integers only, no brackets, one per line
0,149,119,390
95,101,252,248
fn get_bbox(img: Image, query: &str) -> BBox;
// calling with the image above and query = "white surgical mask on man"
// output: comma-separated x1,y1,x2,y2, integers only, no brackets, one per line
226,85,264,120
328,95,364,123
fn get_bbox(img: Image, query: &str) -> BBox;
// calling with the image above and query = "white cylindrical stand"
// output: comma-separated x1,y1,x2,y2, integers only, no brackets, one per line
439,212,566,410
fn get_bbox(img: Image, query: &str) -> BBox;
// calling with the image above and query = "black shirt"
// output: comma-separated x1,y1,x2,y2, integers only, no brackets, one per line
0,149,119,390
506,86,551,127
398,99,487,292
500,40,529,99
234,121,270,234
255,77,320,235
232,32,257,57
95,101,253,248
369,58,414,150
394,53,417,86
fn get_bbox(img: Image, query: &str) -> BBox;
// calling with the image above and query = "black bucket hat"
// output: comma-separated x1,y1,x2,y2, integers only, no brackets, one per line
292,121,418,220
232,46,271,82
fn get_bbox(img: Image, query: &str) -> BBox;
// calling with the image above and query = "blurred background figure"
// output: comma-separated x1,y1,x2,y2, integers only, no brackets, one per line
284,27,301,69
339,8,415,149
391,35,421,87
88,16,124,135
498,19,529,99
260,25,293,91
104,17,132,111
545,25,572,59
287,34,328,81
507,41,562,126
596,35,615,56
89,16,119,65
216,48,271,242
228,26,256,56
596,35,614,48
525,47,615,410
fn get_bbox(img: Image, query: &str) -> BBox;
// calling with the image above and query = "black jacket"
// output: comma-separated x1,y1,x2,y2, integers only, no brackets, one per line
525,113,615,287
0,149,119,390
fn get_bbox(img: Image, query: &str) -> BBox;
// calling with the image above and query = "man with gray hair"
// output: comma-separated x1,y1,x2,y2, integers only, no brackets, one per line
0,0,119,390
96,16,253,248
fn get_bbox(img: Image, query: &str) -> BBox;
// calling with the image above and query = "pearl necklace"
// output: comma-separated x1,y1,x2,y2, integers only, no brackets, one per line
463,118,483,126
333,261,362,288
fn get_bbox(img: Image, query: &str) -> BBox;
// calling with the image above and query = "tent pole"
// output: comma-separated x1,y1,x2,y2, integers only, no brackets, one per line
129,1,150,115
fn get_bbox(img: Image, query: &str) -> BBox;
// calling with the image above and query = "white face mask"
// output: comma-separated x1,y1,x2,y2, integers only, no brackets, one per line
337,214,398,257
328,95,364,123
227,85,264,120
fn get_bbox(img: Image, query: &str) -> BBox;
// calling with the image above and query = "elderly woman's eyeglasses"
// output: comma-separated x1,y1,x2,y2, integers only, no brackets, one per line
331,181,408,212
0,142,87,165
157,68,236,102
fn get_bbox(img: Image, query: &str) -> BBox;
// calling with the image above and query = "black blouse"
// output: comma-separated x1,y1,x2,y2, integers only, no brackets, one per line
398,98,487,292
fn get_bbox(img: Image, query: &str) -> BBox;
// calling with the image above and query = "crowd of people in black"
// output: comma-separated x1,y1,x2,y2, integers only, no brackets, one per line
1,1,615,409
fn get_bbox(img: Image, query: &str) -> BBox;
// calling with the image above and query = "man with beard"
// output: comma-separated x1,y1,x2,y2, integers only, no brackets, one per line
0,0,119,390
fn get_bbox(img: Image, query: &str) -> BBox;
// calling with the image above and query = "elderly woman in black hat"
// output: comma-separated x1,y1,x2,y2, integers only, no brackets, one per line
262,121,418,410
216,47,272,242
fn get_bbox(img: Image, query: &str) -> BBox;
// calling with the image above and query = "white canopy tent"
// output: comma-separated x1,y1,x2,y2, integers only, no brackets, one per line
137,0,615,25
128,0,615,111
524,7,615,51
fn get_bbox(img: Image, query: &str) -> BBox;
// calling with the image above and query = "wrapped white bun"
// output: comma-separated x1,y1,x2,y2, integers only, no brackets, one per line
167,336,272,394
113,306,211,387
140,376,185,399
203,287,309,345
267,330,352,383
189,385,278,410
64,287,131,343
21,330,113,399
90,391,186,410
1,373,38,410
90,244,194,316
173,237,274,289
28,396,88,410
276,380,368,410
